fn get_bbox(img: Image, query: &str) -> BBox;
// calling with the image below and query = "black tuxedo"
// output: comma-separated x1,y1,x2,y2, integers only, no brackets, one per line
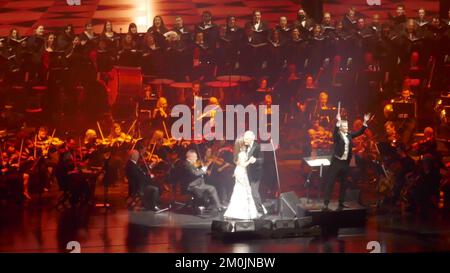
125,160,159,210
332,123,367,162
245,21,269,44
246,142,264,212
324,123,367,206
183,160,222,207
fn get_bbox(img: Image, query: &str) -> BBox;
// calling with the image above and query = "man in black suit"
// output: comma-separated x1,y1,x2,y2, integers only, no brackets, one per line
125,150,160,211
195,11,219,48
243,131,265,214
244,10,270,45
183,149,225,211
323,110,371,211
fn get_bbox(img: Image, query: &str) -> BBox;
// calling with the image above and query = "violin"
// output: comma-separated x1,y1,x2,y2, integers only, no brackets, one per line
162,138,177,148
205,155,225,166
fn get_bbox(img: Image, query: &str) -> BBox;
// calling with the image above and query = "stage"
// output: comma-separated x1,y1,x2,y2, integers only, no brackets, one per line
0,159,449,253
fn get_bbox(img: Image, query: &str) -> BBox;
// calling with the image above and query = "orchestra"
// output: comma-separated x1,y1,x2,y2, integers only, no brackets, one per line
0,5,448,215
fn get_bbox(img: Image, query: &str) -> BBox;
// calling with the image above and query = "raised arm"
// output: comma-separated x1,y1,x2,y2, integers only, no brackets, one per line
351,113,371,138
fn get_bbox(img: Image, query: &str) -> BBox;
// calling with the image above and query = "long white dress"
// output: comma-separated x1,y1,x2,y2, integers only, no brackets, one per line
223,151,259,220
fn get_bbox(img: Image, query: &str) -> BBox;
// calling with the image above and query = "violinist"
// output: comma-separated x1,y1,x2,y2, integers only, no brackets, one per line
33,126,50,157
81,129,106,168
183,149,225,211
2,140,33,200
204,141,234,205
307,118,333,155
108,123,132,147
126,149,161,211
411,127,439,160
384,121,400,145
146,130,170,164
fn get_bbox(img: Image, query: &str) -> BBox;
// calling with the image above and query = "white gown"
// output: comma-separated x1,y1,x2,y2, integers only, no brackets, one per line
223,151,259,220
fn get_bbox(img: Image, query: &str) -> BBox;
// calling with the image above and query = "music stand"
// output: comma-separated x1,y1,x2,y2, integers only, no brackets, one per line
303,156,331,203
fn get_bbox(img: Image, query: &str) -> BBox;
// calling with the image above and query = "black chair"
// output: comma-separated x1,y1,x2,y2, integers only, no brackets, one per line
126,175,142,209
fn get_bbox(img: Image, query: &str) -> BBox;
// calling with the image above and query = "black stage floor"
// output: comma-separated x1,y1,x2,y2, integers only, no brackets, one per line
1,159,449,253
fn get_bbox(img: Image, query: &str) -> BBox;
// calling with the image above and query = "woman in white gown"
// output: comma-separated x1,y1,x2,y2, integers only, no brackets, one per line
223,138,259,220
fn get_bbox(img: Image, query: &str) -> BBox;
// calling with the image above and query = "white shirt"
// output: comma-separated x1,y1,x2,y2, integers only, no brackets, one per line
247,141,254,157
337,131,350,160
335,120,367,160
254,22,261,30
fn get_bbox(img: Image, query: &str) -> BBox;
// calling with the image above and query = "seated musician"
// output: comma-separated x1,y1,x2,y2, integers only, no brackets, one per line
2,143,33,200
393,88,415,103
352,118,376,160
147,130,171,164
138,86,155,129
108,123,131,146
185,81,203,109
204,141,235,205
351,118,377,181
202,97,221,135
411,127,440,159
152,97,169,131
32,126,57,192
307,119,333,155
34,126,50,157
125,149,161,211
56,151,96,206
182,149,225,211
384,121,400,145
81,129,105,168
312,92,336,126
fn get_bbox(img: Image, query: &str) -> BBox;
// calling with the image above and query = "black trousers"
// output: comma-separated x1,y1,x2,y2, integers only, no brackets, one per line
142,184,159,210
324,157,350,205
250,180,263,212
189,182,222,208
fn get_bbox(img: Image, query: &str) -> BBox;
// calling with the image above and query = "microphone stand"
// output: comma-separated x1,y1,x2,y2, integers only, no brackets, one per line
270,139,281,217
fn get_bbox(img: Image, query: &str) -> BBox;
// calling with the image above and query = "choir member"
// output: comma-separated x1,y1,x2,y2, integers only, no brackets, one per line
128,23,144,50
173,16,192,45
244,10,269,45
147,15,168,49
275,16,292,43
342,7,357,33
141,32,165,77
196,11,219,48
286,27,308,73
100,21,120,54
117,33,139,67
294,8,314,36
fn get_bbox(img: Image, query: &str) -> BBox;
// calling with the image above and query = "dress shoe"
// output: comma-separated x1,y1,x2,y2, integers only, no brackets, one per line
147,206,161,212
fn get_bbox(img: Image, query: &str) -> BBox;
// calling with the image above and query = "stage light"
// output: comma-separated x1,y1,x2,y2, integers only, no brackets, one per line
135,0,154,32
